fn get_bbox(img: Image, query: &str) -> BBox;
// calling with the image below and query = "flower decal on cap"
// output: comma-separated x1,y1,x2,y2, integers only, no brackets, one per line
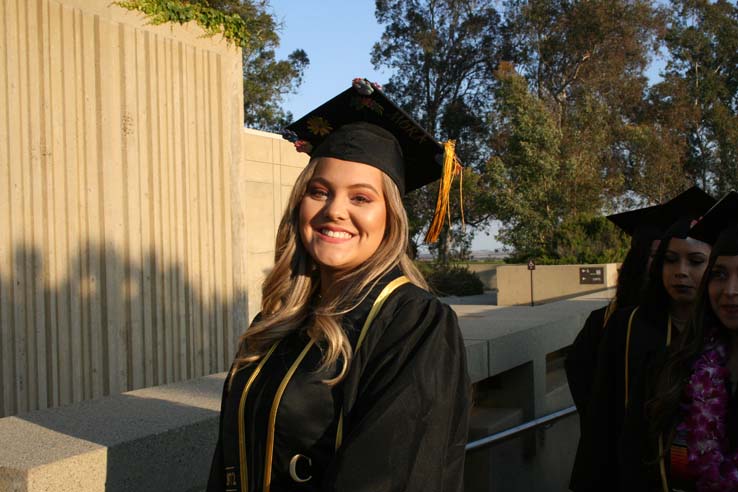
294,140,313,153
350,95,384,116
307,116,332,136
281,129,299,142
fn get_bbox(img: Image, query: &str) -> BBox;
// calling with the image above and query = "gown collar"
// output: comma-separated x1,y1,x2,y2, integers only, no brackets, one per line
341,266,405,329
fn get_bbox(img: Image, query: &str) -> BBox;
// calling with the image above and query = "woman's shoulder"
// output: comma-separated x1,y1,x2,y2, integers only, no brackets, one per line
388,282,452,314
372,283,458,340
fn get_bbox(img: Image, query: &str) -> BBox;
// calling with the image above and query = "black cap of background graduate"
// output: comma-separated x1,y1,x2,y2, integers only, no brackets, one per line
607,186,716,240
662,186,716,239
689,190,738,255
281,78,462,242
607,203,663,241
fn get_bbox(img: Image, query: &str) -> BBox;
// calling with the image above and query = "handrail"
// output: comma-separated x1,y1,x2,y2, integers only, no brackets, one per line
465,405,577,452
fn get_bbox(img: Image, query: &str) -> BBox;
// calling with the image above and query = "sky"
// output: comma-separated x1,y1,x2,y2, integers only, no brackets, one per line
267,0,666,252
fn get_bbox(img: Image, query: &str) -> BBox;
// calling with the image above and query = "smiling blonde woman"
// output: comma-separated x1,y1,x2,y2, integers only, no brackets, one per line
206,79,471,492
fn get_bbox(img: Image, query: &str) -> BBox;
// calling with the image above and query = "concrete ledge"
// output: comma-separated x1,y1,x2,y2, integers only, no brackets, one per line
0,375,224,492
0,290,611,491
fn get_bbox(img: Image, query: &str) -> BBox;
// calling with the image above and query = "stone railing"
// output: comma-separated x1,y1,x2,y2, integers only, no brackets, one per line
0,291,611,491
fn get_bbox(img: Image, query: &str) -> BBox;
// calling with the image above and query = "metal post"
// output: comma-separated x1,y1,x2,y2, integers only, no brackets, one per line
527,259,536,306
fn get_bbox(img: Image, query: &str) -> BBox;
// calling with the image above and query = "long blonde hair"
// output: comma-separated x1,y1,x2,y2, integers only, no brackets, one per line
232,157,427,385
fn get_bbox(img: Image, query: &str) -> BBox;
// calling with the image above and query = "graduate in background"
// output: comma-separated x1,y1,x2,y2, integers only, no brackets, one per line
632,191,738,492
570,187,716,492
566,204,664,417
206,79,471,492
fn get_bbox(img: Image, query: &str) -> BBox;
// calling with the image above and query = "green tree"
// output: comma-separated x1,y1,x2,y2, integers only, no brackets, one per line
372,0,503,262
116,0,309,130
503,0,665,202
649,0,738,194
487,64,564,259
489,0,666,261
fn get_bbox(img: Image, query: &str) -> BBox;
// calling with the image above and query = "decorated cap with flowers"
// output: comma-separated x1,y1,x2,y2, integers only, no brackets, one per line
281,78,462,243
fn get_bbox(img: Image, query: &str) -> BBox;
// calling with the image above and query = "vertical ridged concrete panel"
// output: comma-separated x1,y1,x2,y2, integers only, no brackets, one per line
0,0,244,417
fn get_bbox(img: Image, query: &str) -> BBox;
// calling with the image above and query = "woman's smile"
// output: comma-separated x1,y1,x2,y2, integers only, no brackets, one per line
315,226,355,242
299,157,387,277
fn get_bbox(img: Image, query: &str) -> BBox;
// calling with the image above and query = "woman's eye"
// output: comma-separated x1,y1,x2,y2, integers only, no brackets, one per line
710,269,727,281
352,194,372,204
309,188,328,199
689,257,706,266
664,254,678,263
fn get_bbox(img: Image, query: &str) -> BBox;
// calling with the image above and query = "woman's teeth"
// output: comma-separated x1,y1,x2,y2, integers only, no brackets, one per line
321,229,352,239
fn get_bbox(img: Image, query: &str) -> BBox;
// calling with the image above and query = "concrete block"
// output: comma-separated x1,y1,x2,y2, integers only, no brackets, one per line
279,140,310,168
464,339,490,383
0,375,224,492
242,132,274,164
244,161,274,184
244,182,276,253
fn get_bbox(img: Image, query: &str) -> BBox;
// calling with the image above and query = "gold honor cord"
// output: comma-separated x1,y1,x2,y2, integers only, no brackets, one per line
238,342,279,492
263,338,317,492
623,311,673,492
334,275,411,451
624,307,639,408
658,318,673,492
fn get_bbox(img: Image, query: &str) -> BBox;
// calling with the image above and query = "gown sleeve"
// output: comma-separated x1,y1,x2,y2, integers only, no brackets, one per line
206,363,235,492
569,308,631,492
565,307,607,416
321,292,472,492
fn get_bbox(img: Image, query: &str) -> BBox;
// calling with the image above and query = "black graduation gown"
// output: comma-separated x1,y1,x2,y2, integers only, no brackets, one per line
207,270,472,492
566,305,610,418
569,306,670,492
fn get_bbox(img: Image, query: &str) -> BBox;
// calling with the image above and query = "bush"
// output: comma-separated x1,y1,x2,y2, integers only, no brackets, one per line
424,265,484,297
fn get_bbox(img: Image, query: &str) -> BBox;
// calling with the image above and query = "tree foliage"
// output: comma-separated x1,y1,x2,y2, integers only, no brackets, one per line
372,0,503,261
117,0,309,130
649,0,738,194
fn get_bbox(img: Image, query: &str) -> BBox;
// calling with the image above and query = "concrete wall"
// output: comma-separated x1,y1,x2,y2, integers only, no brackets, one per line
496,263,618,306
238,129,309,322
0,0,308,418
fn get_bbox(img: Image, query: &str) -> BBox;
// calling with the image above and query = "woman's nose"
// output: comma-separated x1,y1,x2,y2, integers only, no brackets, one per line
323,196,348,221
726,274,738,297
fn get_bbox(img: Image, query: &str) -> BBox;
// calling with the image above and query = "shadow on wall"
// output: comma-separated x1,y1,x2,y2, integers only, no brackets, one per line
0,242,248,418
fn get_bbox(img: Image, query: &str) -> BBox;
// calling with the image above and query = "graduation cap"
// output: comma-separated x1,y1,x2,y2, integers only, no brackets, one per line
607,186,715,240
660,186,716,239
281,78,461,243
689,190,738,255
607,203,663,239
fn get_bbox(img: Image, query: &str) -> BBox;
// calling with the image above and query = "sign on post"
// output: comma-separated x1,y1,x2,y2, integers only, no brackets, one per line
579,267,604,285
528,259,536,306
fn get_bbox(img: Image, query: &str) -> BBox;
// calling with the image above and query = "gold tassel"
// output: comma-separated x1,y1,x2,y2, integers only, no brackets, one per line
424,140,463,243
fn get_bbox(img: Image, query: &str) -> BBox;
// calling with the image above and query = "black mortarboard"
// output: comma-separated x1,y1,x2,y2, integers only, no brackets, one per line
607,204,663,239
662,186,716,239
689,190,738,255
606,186,716,240
282,78,461,242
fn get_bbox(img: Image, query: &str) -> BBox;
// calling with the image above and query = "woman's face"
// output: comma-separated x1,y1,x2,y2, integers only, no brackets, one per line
662,237,711,305
299,157,387,274
708,255,738,331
